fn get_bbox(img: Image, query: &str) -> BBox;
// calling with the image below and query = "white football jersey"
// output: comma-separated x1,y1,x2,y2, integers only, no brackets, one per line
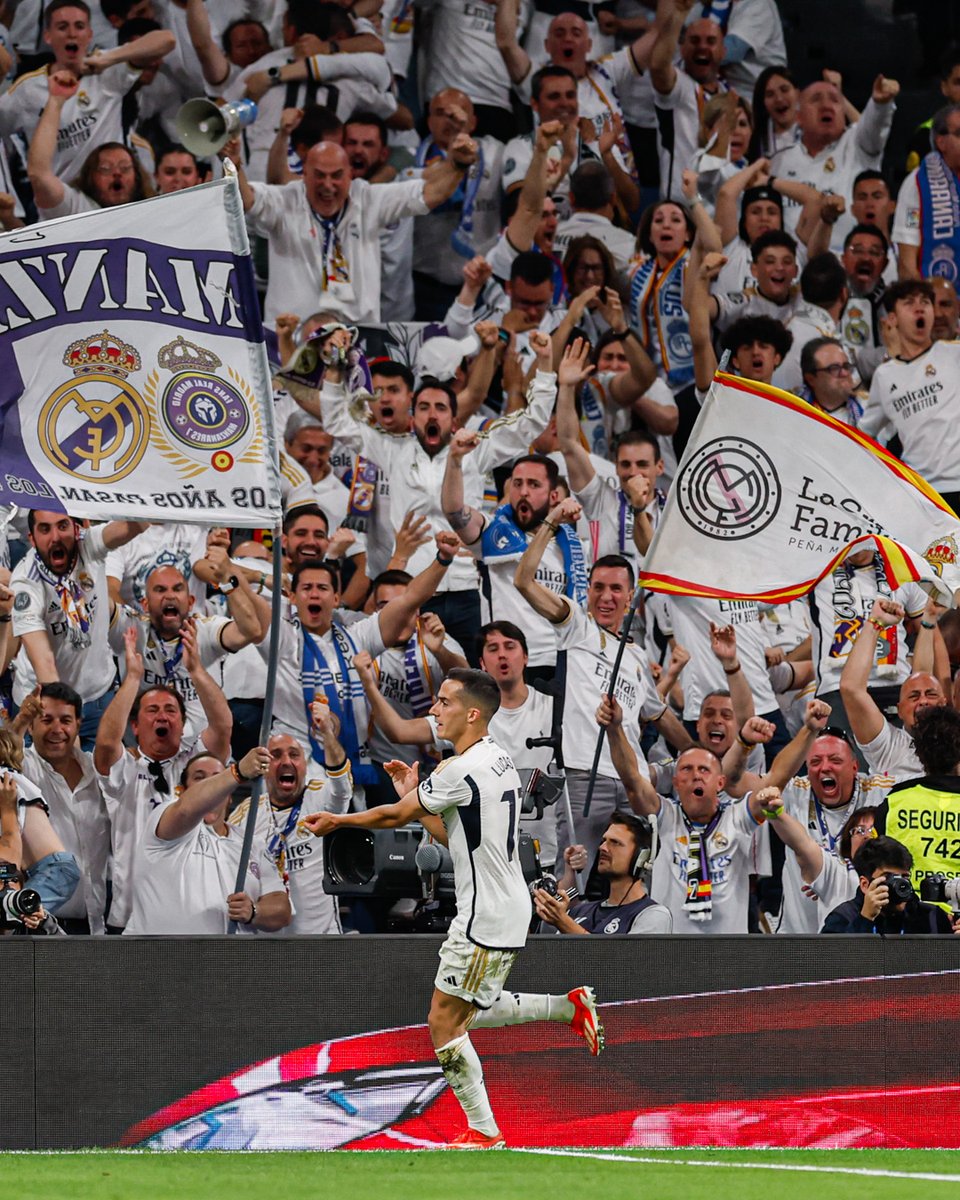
418,736,531,950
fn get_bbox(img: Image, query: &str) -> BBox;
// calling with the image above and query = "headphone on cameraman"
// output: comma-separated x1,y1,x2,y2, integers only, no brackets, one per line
613,813,658,877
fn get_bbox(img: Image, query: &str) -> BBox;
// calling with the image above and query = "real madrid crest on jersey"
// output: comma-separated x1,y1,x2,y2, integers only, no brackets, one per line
39,330,149,483
923,534,958,577
142,335,263,477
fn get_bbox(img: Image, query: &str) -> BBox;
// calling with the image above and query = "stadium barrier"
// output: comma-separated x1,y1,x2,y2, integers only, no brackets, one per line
4,935,960,1150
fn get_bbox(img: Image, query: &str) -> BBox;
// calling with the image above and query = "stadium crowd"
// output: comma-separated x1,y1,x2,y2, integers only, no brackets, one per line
2,0,960,939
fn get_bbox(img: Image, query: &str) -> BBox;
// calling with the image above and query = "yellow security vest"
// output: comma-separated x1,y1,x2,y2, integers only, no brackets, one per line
885,777,960,896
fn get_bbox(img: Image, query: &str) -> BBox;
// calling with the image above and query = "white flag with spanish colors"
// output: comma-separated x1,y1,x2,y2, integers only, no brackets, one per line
0,175,281,526
639,372,960,603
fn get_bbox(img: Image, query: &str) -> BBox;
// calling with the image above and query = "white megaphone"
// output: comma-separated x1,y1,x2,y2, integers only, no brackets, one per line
176,97,258,157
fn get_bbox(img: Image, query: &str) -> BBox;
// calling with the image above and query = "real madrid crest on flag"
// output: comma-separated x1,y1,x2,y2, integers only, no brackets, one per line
143,335,263,477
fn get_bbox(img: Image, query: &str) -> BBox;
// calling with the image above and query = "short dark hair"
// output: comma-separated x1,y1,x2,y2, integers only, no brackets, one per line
843,222,889,255
222,17,269,56
852,169,890,194
607,812,653,855
590,554,635,590
131,685,187,723
117,15,159,43
700,688,732,709
883,279,935,313
635,200,695,257
800,336,844,379
569,161,614,211
413,377,458,417
723,315,793,359
371,569,412,591
291,105,343,150
283,504,329,536
510,250,554,288
179,751,225,789
932,102,960,142
39,681,83,719
911,706,960,776
613,429,661,461
345,109,389,147
445,668,501,719
287,0,352,39
940,43,960,82
27,510,75,535
370,359,415,390
800,253,847,308
291,558,339,592
531,63,577,103
510,453,559,488
156,144,203,175
47,0,91,27
853,835,912,880
477,620,529,660
750,229,797,262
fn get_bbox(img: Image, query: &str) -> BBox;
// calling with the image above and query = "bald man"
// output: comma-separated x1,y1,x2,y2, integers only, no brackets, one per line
408,87,504,316
237,136,479,324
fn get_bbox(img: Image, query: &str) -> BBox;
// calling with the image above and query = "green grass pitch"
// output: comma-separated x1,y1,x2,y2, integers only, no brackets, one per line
2,1148,960,1200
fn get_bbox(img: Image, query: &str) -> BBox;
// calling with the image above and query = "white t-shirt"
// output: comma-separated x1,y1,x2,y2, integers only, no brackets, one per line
856,720,921,781
22,744,110,933
861,342,960,491
99,738,201,927
666,596,778,721
418,736,532,949
713,284,799,334
11,526,116,705
104,522,209,609
247,176,429,324
892,166,922,250
807,570,927,696
124,805,285,935
489,687,557,867
424,0,527,110
770,98,895,249
651,793,761,933
553,211,636,273
229,768,353,936
775,772,891,934
369,633,464,766
554,599,665,778
809,849,859,927
721,0,788,96
0,62,141,179
654,70,724,202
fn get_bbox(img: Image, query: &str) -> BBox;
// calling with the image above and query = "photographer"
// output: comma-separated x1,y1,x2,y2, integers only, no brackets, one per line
821,835,955,935
0,860,64,936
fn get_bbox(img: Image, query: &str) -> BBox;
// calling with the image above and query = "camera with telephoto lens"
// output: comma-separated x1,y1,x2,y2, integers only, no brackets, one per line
0,881,42,925
919,873,960,910
884,873,915,905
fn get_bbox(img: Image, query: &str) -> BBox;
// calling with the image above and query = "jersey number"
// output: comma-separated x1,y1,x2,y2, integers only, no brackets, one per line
500,789,516,861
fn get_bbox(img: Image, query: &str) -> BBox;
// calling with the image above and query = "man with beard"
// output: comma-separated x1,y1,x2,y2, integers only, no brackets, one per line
841,598,948,782
932,278,960,343
27,71,152,220
311,326,556,651
94,625,232,930
534,813,672,934
861,280,960,511
229,728,352,934
109,553,262,742
514,497,694,864
598,695,771,933
10,510,146,750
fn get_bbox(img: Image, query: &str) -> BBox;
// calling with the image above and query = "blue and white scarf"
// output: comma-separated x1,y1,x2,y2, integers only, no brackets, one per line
481,504,587,604
415,137,485,259
300,623,376,785
628,251,694,392
699,0,732,31
918,150,960,285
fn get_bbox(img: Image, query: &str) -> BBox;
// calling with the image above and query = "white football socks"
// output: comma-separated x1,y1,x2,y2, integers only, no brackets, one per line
434,1033,499,1136
470,991,575,1027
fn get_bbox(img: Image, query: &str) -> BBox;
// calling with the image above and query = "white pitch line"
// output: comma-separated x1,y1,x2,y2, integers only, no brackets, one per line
517,1147,960,1182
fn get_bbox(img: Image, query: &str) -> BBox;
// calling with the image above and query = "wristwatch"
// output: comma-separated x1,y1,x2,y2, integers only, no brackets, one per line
219,575,240,594
267,65,283,87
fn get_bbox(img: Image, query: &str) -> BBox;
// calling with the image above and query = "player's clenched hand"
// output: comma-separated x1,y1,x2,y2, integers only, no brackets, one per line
303,811,339,838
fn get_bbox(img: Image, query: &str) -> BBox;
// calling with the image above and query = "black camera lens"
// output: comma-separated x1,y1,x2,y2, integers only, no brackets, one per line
885,874,914,904
326,830,375,886
1,887,41,921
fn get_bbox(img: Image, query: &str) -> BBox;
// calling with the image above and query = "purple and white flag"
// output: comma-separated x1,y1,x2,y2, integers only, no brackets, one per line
0,176,281,526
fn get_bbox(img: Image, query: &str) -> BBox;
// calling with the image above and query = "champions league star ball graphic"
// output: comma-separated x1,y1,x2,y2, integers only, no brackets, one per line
119,976,960,1150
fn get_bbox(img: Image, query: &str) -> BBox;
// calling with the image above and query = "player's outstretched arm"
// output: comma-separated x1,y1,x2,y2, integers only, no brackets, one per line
304,790,424,838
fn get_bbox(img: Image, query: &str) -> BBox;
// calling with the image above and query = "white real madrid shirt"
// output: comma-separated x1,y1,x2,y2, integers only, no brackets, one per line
0,62,141,180
489,687,557,868
553,598,665,779
418,736,532,949
651,794,760,934
104,521,210,609
862,342,960,491
10,526,115,706
124,806,285,935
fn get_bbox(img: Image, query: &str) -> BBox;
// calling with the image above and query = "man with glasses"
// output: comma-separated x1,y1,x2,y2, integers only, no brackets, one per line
800,337,863,426
840,224,890,384
773,253,849,394
894,103,960,282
